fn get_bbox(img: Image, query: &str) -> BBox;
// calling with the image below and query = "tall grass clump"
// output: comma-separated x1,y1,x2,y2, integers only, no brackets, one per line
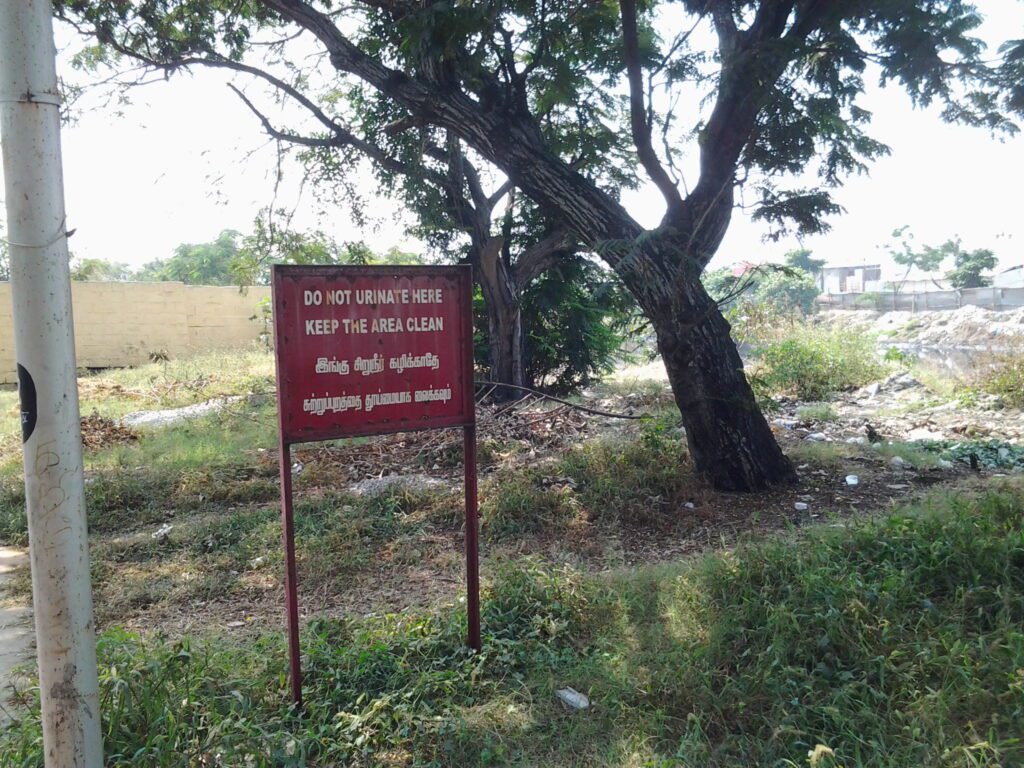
752,325,886,400
972,346,1024,408
559,419,691,525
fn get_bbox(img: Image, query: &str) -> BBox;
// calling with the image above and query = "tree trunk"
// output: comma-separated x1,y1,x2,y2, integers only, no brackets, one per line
476,236,525,400
622,239,797,491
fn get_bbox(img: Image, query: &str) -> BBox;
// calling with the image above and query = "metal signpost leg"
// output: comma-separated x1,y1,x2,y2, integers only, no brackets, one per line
464,424,481,651
278,441,303,706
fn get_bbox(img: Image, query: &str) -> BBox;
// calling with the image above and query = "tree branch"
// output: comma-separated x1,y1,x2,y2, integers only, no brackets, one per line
225,82,451,193
514,225,573,291
620,0,684,215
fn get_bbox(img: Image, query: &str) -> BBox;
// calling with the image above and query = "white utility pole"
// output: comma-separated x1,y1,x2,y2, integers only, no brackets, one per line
0,1,103,765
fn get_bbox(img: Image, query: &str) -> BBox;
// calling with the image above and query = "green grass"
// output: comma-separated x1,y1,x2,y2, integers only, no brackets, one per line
7,485,1022,766
797,403,839,423
557,419,691,526
871,441,943,469
972,347,1024,409
0,405,279,547
788,441,858,470
750,326,888,401
0,347,274,471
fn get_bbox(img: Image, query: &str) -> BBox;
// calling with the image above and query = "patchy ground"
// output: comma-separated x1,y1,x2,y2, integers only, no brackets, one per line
1,348,1020,656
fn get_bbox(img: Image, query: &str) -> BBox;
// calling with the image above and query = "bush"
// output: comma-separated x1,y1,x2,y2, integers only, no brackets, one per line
974,349,1024,408
752,326,885,400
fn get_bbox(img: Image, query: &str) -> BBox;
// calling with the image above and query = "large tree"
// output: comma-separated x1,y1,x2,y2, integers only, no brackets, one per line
58,0,1020,490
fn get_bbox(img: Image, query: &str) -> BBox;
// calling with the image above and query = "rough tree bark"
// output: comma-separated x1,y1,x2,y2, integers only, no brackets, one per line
476,234,524,396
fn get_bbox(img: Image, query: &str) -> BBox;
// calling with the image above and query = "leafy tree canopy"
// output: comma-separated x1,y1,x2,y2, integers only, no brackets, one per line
54,0,1022,251
941,238,999,289
783,248,825,275
69,257,134,281
53,0,1024,490
136,229,242,285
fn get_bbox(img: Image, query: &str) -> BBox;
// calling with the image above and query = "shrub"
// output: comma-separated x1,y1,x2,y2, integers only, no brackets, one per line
974,349,1024,408
752,327,885,400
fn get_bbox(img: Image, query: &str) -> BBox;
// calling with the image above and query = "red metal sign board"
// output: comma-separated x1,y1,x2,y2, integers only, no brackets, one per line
272,264,474,442
271,264,479,707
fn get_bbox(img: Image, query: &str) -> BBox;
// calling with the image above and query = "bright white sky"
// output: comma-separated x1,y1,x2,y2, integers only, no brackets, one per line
1,7,1022,278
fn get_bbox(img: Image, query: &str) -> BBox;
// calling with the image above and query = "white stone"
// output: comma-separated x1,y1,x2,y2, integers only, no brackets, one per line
556,687,590,710
805,432,828,442
889,456,906,467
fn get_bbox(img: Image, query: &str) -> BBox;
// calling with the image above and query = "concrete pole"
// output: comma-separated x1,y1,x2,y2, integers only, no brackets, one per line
0,1,104,765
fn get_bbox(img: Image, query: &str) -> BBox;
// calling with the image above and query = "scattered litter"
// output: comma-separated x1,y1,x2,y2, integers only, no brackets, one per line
556,687,590,711
151,523,173,541
794,502,809,511
805,432,827,442
226,621,246,629
291,462,304,475
250,556,267,568
889,456,906,468
938,459,954,470
683,502,695,510
845,475,859,486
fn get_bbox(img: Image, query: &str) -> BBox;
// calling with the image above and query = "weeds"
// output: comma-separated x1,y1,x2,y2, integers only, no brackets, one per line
872,441,944,468
788,441,858,469
4,486,1024,766
972,347,1024,408
797,402,839,423
559,419,691,526
751,326,887,400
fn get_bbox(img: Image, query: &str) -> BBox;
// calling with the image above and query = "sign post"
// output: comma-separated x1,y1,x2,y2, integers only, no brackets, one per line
272,265,478,705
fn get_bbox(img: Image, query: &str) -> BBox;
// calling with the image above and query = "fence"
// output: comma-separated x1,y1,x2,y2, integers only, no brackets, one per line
819,286,1024,312
0,281,270,384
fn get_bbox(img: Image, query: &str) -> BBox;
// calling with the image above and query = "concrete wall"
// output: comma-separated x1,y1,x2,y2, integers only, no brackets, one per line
0,282,270,384
820,286,1024,312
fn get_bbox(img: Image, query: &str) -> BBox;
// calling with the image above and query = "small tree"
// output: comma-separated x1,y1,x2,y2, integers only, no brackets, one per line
944,240,998,288
883,226,945,295
783,248,825,276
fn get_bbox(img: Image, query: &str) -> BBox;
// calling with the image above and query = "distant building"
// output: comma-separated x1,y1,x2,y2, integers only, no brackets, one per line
818,264,883,294
994,264,1024,289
